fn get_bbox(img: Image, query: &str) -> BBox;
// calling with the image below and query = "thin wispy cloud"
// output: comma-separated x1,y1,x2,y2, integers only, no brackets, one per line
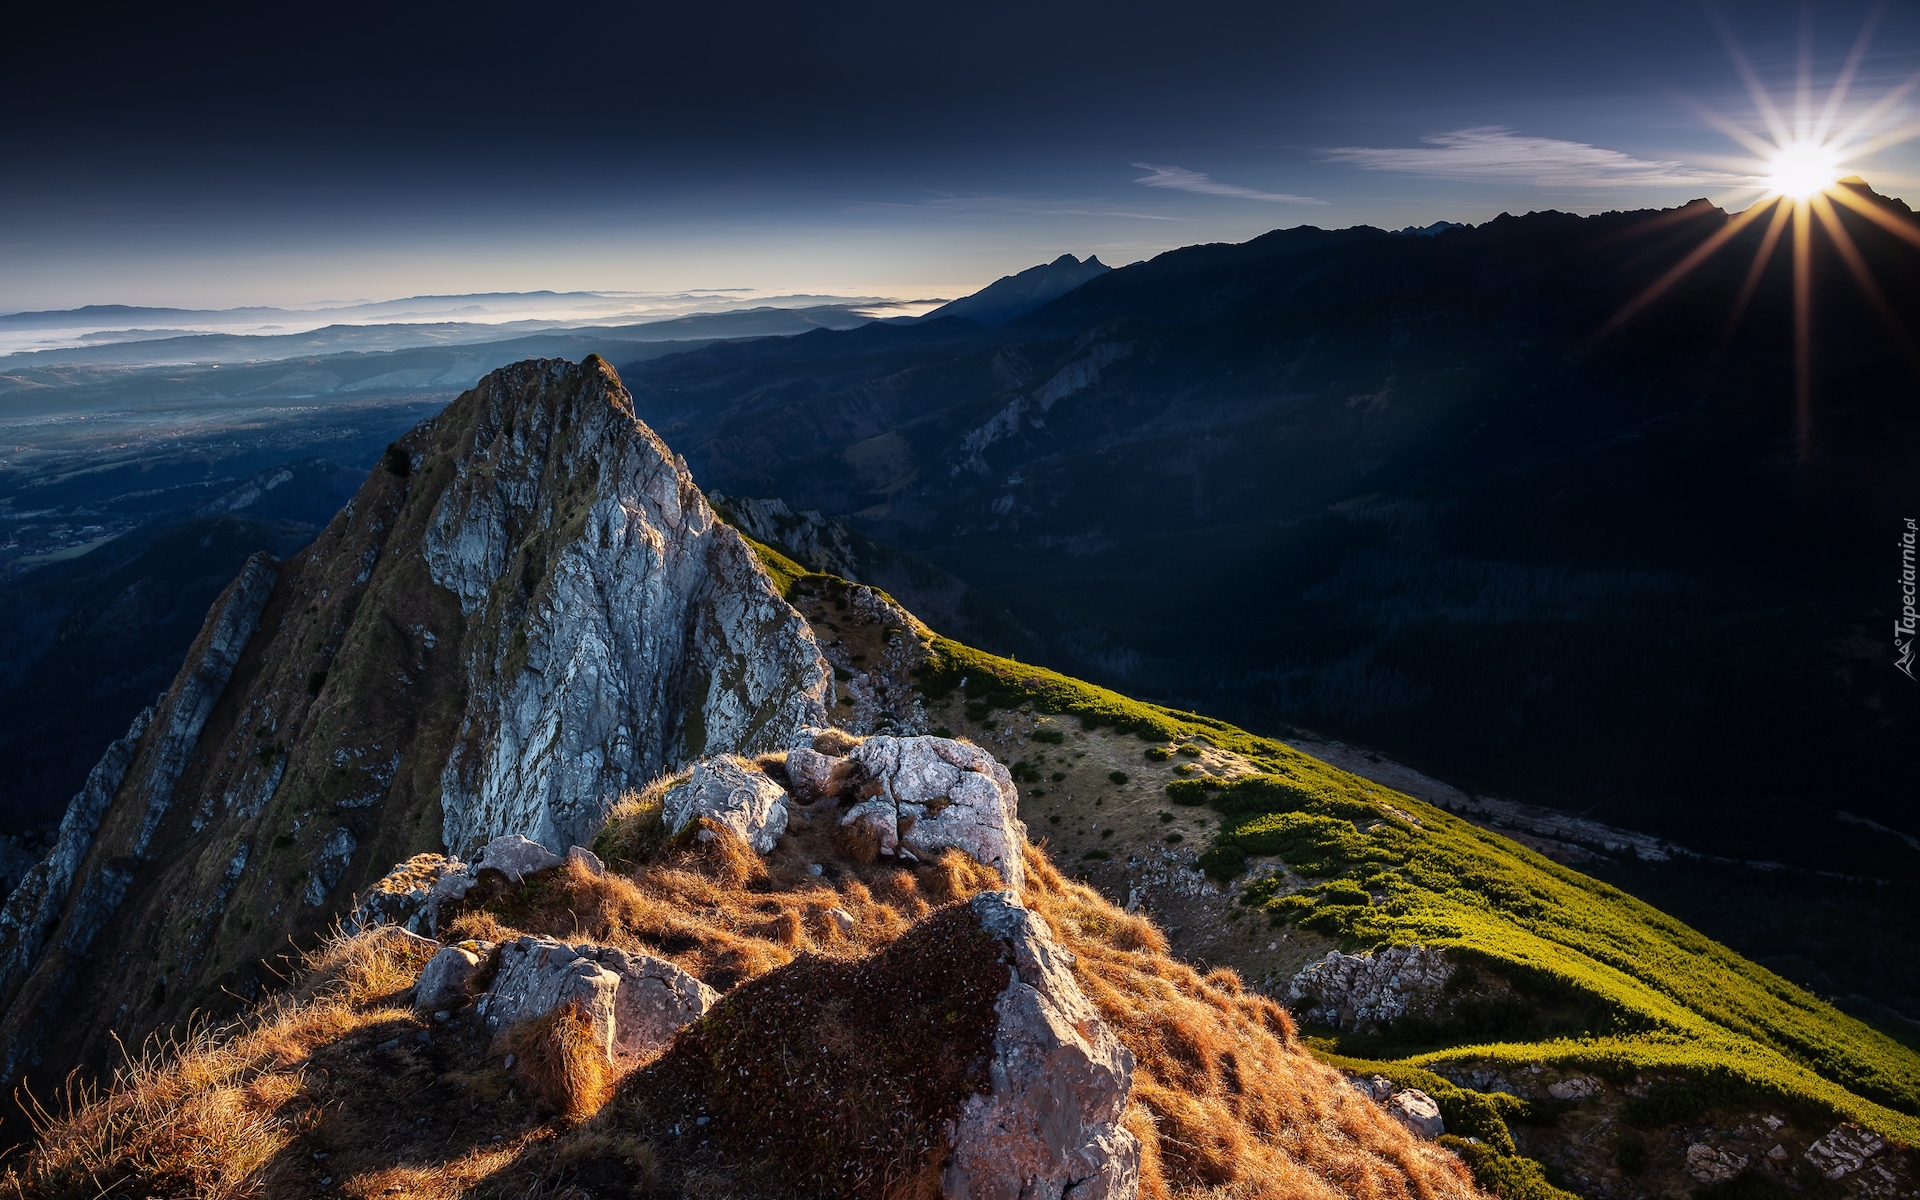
1131,164,1325,204
1319,127,1748,188
849,193,1187,221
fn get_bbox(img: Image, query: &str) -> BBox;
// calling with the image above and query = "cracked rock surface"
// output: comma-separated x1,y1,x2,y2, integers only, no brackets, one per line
0,356,829,1093
946,890,1139,1200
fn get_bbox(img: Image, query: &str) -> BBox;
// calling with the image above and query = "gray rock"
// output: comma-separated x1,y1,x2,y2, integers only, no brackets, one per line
662,758,790,854
1349,1074,1394,1104
945,890,1138,1200
1685,1143,1748,1184
1803,1124,1885,1180
1286,945,1454,1033
826,907,856,934
414,941,495,1013
581,945,718,1057
1387,1089,1444,1139
832,736,1025,888
709,492,865,583
783,746,841,803
1546,1074,1600,1101
823,587,934,736
478,937,623,1063
0,707,151,1007
473,834,564,883
0,553,275,1061
566,845,607,876
303,827,358,906
476,936,715,1063
347,854,473,936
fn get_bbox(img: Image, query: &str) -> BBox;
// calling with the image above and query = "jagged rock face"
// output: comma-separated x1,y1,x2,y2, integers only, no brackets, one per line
1286,945,1454,1033
708,493,864,582
425,362,827,852
0,356,829,1092
824,586,933,736
947,891,1139,1200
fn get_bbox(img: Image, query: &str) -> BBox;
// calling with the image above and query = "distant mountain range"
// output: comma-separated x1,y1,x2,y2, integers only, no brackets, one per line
915,253,1111,326
0,305,884,368
623,186,1920,884
0,289,943,361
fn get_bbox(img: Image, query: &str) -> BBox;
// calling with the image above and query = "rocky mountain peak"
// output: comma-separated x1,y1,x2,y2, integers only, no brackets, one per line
920,253,1115,327
0,356,828,1090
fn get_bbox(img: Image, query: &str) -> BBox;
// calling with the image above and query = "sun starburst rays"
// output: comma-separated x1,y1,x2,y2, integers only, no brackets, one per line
1602,18,1920,462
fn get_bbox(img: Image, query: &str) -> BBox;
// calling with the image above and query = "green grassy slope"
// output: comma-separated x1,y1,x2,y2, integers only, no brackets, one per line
916,631,1920,1139
738,535,1919,1180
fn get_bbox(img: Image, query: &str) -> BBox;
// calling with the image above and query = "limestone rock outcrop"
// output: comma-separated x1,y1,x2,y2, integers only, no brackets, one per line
415,941,495,1013
1285,945,1454,1033
471,834,564,884
349,853,469,936
806,733,1025,888
945,890,1139,1200
591,945,721,1056
477,936,717,1062
823,587,934,736
1387,1089,1445,1139
1804,1124,1886,1181
662,757,790,854
0,356,830,1092
351,834,607,938
479,938,624,1061
425,360,830,855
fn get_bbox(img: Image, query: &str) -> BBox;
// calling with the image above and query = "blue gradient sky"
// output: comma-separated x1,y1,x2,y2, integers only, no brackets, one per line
4,1,1917,310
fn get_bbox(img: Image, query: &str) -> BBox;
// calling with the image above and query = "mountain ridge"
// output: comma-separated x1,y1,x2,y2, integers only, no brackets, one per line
0,356,1913,1198
918,253,1113,326
620,192,1920,872
0,357,828,1089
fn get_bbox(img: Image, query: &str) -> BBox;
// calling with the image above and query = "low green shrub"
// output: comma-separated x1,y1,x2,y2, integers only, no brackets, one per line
1226,812,1367,875
1197,846,1246,881
1621,1079,1715,1129
1312,878,1372,907
1032,728,1065,744
1165,778,1220,805
1442,1138,1580,1200
1144,746,1171,762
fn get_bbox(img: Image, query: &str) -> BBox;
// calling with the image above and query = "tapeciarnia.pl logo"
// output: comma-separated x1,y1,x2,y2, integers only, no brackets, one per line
1899,517,1917,680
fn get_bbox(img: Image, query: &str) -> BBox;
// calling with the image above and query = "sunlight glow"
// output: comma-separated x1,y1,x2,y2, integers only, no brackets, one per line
1597,15,1920,463
1765,140,1842,200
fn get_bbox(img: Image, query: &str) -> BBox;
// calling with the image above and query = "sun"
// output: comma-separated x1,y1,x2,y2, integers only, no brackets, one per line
1765,139,1842,200
1597,13,1920,462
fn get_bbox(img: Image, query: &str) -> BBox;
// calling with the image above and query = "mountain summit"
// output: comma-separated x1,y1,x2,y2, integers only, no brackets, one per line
920,253,1112,326
0,357,828,1087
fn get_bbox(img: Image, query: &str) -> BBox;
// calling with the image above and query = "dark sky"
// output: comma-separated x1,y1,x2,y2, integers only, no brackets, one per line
5,1,1916,308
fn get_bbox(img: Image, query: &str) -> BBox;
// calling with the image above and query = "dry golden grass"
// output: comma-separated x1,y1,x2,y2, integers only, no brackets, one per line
5,792,1484,1200
1,924,434,1200
501,1000,614,1121
1017,851,1482,1200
